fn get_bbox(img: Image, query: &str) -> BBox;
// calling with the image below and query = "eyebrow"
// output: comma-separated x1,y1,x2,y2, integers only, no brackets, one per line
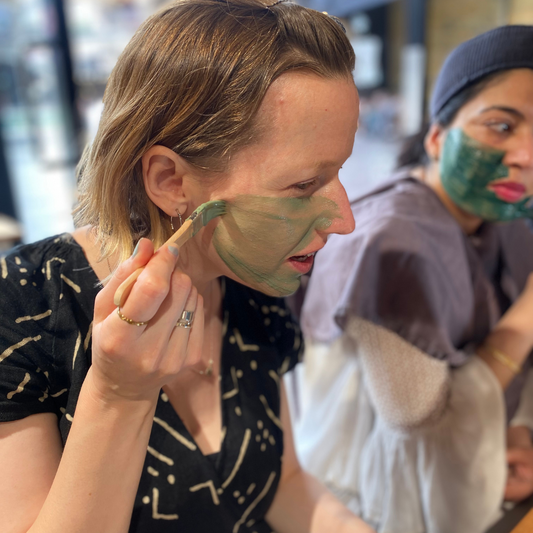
479,105,525,119
313,152,354,172
313,160,342,171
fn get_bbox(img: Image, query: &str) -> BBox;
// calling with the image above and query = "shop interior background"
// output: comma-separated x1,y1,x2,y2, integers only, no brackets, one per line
0,0,531,247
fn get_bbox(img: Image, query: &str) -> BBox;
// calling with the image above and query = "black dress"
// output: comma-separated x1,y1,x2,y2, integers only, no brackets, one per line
0,234,303,533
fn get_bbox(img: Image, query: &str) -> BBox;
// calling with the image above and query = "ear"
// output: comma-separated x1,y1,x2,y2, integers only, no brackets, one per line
142,145,190,217
424,123,447,162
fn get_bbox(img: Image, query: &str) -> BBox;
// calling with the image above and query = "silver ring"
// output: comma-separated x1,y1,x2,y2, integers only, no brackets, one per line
176,310,194,329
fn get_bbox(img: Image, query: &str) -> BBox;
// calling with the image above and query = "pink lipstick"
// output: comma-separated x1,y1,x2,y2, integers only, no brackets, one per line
488,182,526,203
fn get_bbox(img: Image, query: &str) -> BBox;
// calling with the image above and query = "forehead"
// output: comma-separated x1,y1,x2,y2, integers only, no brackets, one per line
456,69,533,119
244,72,359,168
214,71,359,196
259,71,358,135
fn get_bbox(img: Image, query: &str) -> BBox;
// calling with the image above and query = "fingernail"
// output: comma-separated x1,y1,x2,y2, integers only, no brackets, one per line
132,241,140,258
168,244,179,257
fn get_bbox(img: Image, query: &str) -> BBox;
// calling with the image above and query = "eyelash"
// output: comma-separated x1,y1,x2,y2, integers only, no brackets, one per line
292,168,343,192
486,121,512,134
294,178,319,191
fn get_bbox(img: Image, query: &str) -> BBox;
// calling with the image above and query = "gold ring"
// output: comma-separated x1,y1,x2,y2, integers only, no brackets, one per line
176,310,194,329
117,307,148,327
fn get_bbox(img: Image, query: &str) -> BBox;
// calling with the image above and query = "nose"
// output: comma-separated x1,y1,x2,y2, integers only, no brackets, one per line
322,177,356,236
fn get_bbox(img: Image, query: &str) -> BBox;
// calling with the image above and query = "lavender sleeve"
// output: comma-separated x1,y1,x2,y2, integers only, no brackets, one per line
301,180,493,367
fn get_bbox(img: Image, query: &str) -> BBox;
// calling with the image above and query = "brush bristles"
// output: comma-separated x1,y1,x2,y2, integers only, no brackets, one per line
201,201,227,223
190,200,227,234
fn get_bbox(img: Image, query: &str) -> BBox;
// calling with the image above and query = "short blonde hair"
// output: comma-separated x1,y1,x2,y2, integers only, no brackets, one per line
74,0,355,263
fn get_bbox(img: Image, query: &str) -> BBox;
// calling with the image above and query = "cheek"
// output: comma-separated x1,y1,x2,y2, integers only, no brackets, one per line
525,179,533,197
461,127,492,149
209,195,343,280
458,122,506,151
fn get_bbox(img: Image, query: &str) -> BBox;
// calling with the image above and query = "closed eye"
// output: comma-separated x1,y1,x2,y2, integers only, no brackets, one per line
292,168,343,193
293,178,319,191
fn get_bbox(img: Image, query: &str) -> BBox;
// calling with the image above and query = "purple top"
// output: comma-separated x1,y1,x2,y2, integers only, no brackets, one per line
301,174,533,416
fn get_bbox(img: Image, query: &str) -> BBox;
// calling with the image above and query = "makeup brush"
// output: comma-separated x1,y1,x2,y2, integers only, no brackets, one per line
113,200,227,307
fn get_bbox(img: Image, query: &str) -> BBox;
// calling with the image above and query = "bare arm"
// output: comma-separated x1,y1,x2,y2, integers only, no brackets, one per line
477,274,533,389
1,388,156,533
0,414,61,533
0,238,204,533
265,382,374,533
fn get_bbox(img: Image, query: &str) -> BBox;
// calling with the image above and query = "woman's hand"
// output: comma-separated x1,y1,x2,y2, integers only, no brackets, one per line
505,447,533,502
505,426,533,502
87,238,204,404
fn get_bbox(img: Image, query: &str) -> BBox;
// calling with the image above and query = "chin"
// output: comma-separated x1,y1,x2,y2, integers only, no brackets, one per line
255,283,299,298
226,272,301,298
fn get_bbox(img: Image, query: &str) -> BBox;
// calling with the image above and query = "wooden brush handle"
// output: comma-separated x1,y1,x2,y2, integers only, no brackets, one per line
113,220,194,308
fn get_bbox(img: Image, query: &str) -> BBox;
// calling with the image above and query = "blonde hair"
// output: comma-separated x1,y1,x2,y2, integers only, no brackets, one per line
74,0,355,263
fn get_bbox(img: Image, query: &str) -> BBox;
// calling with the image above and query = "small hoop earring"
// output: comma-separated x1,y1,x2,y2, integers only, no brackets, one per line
170,209,184,231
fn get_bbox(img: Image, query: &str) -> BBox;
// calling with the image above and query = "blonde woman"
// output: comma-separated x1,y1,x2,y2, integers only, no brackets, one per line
0,2,373,532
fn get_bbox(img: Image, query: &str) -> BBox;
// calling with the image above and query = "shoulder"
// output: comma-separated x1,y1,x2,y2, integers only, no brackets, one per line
317,179,464,277
355,178,460,244
0,233,99,370
314,178,459,278
1,235,69,310
2,233,87,281
1,234,97,312
0,235,95,422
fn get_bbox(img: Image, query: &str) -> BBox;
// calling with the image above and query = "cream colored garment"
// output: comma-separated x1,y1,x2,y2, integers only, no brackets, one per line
289,317,506,533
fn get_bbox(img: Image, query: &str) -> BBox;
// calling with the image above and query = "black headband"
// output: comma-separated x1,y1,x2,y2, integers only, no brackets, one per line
430,25,533,120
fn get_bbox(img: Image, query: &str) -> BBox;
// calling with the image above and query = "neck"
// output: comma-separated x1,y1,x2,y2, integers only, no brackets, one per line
174,237,221,306
414,164,484,235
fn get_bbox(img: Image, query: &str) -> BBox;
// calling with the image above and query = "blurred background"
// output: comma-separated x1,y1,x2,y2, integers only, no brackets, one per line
0,0,532,247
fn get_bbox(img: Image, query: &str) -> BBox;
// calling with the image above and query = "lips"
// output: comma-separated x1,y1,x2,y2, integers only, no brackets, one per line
288,252,316,274
290,252,315,262
488,181,527,203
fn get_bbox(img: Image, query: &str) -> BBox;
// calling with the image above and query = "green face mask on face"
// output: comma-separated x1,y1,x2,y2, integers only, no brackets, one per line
212,195,341,297
440,128,533,222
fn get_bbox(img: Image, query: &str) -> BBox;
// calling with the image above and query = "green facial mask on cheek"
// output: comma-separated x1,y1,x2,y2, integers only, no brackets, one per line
440,128,533,222
212,195,341,297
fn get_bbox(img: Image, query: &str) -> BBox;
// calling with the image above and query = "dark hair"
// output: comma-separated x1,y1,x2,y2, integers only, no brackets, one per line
396,71,506,169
